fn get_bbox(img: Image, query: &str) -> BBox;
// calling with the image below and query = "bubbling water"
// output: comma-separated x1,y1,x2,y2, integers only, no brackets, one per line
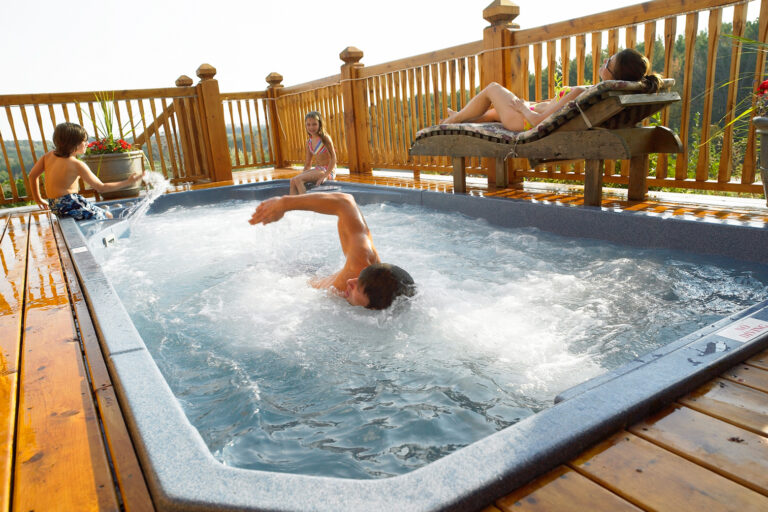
97,200,768,479
118,170,171,226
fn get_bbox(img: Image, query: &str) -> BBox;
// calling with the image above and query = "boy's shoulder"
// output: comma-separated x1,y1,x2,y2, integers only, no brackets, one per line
44,151,89,172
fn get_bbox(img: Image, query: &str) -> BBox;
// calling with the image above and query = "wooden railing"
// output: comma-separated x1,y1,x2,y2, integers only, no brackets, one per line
0,64,236,205
264,0,767,196
1,0,767,206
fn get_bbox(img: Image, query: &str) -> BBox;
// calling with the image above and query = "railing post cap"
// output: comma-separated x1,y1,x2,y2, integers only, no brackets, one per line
483,0,520,26
266,72,284,87
196,64,217,81
340,47,364,64
175,75,194,87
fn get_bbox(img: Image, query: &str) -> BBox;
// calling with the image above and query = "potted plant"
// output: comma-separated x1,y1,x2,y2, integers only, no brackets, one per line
80,92,144,199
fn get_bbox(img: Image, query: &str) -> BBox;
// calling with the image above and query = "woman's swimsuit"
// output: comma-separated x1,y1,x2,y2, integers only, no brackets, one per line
522,86,573,130
49,193,107,220
307,137,335,180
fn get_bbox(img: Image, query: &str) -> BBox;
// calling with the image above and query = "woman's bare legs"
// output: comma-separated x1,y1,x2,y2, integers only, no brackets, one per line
440,82,527,131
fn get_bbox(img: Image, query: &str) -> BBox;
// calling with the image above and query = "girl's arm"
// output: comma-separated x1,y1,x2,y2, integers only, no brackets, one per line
28,154,49,209
75,160,143,193
303,140,312,171
322,135,336,179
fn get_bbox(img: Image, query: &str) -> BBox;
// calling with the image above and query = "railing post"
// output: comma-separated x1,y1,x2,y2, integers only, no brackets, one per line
481,0,521,187
265,72,286,168
174,75,197,179
340,47,371,174
195,64,232,182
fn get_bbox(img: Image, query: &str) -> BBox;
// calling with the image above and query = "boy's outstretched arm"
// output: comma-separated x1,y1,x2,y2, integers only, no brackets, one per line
75,160,143,193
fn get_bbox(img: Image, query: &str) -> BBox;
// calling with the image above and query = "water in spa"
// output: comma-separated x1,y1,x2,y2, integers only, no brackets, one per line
95,199,768,479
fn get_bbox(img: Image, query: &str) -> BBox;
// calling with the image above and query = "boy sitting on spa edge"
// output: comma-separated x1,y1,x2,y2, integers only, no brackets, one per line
29,122,143,220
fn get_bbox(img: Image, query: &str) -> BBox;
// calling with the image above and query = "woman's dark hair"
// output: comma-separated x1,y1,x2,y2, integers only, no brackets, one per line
612,48,663,93
358,263,415,310
53,122,88,157
305,111,331,148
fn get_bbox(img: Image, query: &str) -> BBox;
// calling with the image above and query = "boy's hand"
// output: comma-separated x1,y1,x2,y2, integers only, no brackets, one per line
36,199,49,211
129,170,145,185
249,197,285,225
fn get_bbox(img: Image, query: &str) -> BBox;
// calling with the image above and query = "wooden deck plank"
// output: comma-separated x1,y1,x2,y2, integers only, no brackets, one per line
630,404,768,496
0,214,29,511
570,431,768,511
679,378,768,436
747,349,768,371
52,219,155,512
13,212,118,512
495,465,642,511
722,364,768,394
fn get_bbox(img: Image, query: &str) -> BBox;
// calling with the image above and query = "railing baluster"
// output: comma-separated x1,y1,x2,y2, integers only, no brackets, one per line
695,8,723,182
719,2,748,184
656,16,677,180
534,43,543,101
33,105,47,154
675,12,699,181
741,0,768,185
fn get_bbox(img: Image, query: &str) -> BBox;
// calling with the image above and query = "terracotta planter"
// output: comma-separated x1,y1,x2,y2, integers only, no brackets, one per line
755,117,768,206
81,150,143,199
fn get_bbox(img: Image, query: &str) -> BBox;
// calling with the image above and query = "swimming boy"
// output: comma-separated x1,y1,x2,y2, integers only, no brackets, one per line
28,122,143,220
249,192,415,309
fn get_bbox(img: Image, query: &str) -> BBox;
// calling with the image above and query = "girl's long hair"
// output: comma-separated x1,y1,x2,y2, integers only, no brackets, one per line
613,48,663,93
305,111,331,147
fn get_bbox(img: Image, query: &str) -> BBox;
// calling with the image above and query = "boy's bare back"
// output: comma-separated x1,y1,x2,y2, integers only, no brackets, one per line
40,151,91,199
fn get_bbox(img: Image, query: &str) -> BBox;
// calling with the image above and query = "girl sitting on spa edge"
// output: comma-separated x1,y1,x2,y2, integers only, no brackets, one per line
441,48,662,132
289,111,337,195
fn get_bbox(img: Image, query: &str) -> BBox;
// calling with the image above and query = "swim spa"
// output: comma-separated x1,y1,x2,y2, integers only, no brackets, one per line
59,181,768,511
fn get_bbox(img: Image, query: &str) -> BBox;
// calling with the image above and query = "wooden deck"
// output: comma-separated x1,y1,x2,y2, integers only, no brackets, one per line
2,168,768,511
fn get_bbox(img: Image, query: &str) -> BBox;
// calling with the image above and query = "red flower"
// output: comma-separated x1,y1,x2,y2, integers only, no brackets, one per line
758,79,768,96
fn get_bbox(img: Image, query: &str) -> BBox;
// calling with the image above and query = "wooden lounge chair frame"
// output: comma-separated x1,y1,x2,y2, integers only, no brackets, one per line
409,80,683,206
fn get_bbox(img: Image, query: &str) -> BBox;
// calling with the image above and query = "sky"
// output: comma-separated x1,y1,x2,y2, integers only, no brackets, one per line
2,0,761,95
2,0,734,96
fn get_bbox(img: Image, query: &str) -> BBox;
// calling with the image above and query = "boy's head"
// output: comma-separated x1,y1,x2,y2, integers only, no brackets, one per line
353,263,415,310
53,122,87,157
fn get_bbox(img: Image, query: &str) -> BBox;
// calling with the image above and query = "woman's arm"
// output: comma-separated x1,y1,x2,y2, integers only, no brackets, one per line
515,86,586,128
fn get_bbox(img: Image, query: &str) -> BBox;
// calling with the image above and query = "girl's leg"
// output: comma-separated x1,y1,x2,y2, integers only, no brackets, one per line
291,169,326,195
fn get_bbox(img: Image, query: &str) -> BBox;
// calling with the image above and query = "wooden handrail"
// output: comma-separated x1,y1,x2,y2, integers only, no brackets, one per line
0,87,196,106
511,0,748,45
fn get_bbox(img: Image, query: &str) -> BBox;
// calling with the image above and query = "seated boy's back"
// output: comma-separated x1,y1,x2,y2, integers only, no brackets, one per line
40,151,92,199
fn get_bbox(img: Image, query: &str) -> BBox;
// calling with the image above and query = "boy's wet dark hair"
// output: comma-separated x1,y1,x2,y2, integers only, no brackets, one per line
358,263,415,310
53,122,88,157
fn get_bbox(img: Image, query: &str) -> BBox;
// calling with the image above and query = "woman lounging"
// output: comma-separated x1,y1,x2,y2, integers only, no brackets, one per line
441,48,662,132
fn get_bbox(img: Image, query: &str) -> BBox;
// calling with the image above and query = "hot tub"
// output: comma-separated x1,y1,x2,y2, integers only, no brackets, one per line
59,181,768,511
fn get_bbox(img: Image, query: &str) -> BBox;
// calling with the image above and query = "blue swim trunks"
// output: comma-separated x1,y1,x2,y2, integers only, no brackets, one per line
49,193,107,220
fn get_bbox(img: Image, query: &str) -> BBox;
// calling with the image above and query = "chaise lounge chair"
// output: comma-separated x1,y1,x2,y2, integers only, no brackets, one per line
408,79,682,206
